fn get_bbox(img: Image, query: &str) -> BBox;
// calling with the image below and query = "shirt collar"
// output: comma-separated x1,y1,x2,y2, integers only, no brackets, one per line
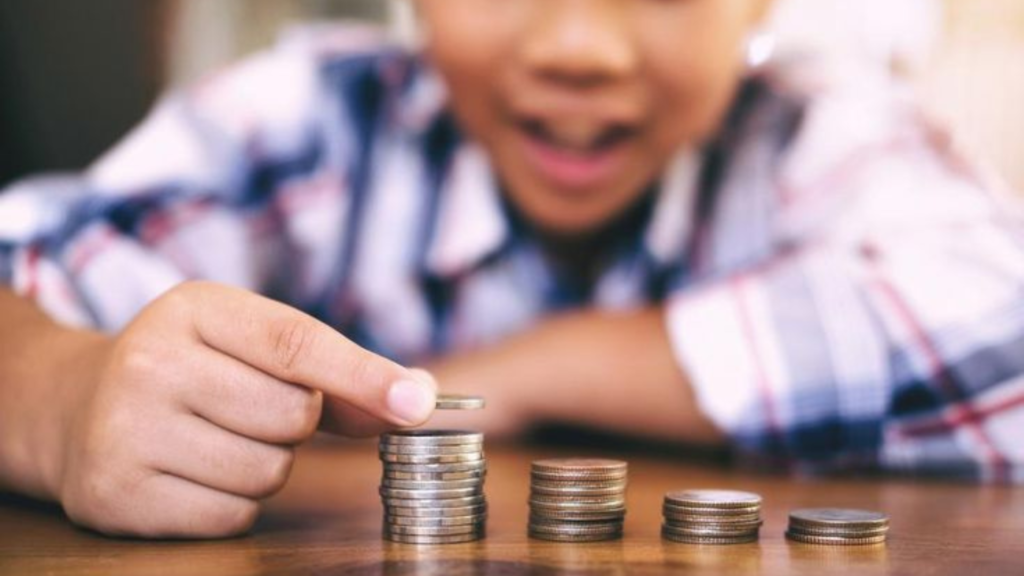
424,143,510,278
643,149,701,266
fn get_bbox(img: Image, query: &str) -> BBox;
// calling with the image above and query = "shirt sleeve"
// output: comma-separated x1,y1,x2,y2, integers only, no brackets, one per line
665,137,1024,482
0,34,362,331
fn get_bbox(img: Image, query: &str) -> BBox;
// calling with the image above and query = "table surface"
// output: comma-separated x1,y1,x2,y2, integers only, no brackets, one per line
1,440,1022,576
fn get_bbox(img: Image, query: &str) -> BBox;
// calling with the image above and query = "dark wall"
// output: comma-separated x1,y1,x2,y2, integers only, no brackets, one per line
0,0,165,187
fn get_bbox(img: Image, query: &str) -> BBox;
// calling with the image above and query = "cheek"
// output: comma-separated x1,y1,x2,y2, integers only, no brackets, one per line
638,15,750,150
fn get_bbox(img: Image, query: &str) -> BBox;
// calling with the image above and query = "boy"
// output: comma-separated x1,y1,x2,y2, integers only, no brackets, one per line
1,0,1023,538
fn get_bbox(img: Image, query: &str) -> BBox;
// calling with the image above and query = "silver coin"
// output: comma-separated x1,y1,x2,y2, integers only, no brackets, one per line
664,489,762,509
663,503,760,517
379,442,483,456
661,529,758,545
528,523,623,536
787,524,889,538
384,531,484,544
663,510,762,525
381,452,485,464
531,459,628,478
785,531,887,546
529,508,626,522
385,513,486,527
530,495,626,507
384,522,486,536
383,494,486,508
380,485,483,500
530,483,626,497
384,503,488,517
661,522,762,538
435,394,486,410
384,468,487,482
381,477,484,490
382,460,487,474
788,508,889,530
381,430,484,446
528,529,623,542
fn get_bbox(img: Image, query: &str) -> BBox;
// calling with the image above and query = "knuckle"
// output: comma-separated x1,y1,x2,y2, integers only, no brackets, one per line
256,448,295,497
208,499,260,537
268,318,315,377
283,390,323,441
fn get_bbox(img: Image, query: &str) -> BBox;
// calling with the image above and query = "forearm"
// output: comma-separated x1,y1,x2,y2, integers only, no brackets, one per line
0,288,106,500
428,307,723,445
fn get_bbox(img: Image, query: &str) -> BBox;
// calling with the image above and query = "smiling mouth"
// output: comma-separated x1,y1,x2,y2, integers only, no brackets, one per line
517,117,638,157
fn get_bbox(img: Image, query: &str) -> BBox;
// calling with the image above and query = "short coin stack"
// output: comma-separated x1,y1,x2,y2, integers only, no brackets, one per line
786,508,889,545
661,489,763,544
528,458,628,542
379,394,487,545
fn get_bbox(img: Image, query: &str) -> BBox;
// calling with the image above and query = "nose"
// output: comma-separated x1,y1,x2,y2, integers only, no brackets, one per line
520,0,637,88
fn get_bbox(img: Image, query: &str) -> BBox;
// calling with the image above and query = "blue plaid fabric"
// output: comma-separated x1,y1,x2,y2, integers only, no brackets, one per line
3,26,1024,480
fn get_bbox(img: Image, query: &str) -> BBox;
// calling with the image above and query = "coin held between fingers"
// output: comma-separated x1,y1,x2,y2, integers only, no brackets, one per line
435,394,486,410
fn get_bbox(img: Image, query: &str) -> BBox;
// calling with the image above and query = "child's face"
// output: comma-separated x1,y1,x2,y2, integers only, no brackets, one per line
419,0,769,236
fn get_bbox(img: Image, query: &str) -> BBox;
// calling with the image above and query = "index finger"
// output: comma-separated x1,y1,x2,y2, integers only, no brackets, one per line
174,281,436,427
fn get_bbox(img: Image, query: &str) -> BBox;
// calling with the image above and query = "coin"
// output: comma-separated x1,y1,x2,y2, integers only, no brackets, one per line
662,510,762,525
528,528,623,542
380,486,483,500
788,508,889,530
528,521,623,535
435,394,486,410
384,522,486,536
664,489,762,509
530,483,627,497
785,531,887,546
380,452,485,464
661,530,759,545
381,430,484,446
384,460,487,474
529,499,627,513
661,522,762,538
385,503,488,517
787,525,889,538
381,477,483,490
384,531,485,544
385,514,486,527
529,509,626,522
383,468,487,482
383,494,486,508
663,503,760,517
379,443,483,456
531,459,628,480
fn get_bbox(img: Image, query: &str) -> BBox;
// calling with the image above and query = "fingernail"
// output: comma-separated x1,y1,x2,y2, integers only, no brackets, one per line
409,368,439,391
387,379,436,425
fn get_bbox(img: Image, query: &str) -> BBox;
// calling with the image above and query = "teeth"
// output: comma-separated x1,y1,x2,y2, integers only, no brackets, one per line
543,121,606,150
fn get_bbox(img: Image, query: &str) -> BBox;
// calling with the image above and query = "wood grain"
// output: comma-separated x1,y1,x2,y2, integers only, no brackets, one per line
1,440,1022,575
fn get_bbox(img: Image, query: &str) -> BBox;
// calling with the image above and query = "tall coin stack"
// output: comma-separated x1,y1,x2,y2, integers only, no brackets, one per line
379,394,487,545
786,508,889,545
528,458,628,542
661,489,763,544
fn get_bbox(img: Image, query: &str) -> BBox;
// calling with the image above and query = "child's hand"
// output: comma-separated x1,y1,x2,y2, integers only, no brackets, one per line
55,281,435,538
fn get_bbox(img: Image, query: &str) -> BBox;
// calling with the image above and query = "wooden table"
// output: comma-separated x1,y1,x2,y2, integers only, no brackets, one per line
1,440,1022,575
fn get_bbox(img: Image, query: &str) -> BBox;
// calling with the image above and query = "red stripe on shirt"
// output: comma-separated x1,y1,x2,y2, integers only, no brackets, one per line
862,243,1011,480
23,245,41,300
899,386,1024,438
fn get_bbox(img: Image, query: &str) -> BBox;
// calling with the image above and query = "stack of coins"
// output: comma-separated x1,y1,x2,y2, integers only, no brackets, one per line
786,508,889,545
661,489,763,544
528,458,628,542
379,394,487,545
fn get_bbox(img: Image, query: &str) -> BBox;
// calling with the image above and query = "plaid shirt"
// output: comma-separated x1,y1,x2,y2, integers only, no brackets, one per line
2,26,1023,481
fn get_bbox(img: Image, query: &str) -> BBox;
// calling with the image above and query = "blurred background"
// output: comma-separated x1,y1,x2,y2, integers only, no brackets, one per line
1,0,1021,192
